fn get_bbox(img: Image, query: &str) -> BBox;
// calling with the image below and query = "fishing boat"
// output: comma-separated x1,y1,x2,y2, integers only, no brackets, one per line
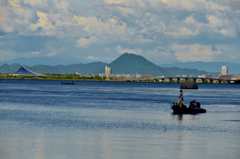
61,81,75,85
180,83,198,89
170,101,206,114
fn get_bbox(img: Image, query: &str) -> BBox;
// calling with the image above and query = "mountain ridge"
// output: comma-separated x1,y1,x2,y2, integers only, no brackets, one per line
0,57,81,66
94,53,170,76
0,53,222,76
93,53,218,77
159,62,240,74
0,62,107,75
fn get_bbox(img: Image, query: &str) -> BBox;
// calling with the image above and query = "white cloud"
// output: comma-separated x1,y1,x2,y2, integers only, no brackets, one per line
214,44,240,62
143,46,175,64
220,29,229,36
32,51,40,55
185,16,196,24
158,0,194,10
207,15,222,28
30,11,55,32
0,0,239,64
0,6,14,33
73,15,134,43
172,44,222,62
168,28,199,36
115,46,142,54
23,0,48,6
47,52,57,57
84,55,114,62
8,0,21,7
76,36,97,48
104,0,125,4
54,0,70,12
85,55,99,60
117,7,135,15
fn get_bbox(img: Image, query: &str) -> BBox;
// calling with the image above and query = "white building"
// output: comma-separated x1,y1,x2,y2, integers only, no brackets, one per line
198,74,205,78
222,66,228,75
105,66,112,75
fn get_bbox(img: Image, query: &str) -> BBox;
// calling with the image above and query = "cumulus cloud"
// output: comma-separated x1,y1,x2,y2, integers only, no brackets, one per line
30,11,55,32
207,15,222,28
73,15,135,44
166,28,199,37
22,0,48,7
76,36,97,48
2,0,238,42
173,44,222,62
0,0,239,64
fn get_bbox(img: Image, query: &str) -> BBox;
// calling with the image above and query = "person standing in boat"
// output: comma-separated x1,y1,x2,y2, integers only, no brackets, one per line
177,90,183,107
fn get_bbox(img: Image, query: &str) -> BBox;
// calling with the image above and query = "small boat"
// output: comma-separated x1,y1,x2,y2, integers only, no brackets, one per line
170,101,206,114
61,82,75,85
180,83,198,89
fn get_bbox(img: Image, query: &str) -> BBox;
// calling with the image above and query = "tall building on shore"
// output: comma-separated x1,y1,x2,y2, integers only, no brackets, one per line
222,66,228,75
105,66,112,75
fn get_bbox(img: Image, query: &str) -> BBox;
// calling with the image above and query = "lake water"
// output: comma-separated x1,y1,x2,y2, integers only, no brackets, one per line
0,79,240,159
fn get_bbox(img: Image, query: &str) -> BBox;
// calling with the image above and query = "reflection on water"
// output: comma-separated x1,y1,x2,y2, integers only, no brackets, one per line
172,114,183,120
0,80,240,159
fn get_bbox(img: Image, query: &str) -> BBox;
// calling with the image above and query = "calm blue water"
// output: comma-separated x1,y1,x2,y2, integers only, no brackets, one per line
0,79,240,159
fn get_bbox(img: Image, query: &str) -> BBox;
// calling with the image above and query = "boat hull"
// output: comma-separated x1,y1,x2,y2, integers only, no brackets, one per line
171,104,206,114
172,107,206,114
61,82,75,85
180,83,198,89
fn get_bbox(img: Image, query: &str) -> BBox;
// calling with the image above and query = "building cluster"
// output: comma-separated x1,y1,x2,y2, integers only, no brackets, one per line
95,66,151,78
216,66,233,80
196,66,239,80
83,65,240,81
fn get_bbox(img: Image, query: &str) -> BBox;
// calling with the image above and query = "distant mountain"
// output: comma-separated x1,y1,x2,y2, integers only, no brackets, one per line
94,53,214,77
0,57,81,66
159,62,240,75
0,63,23,73
0,62,107,74
94,53,170,76
0,53,221,77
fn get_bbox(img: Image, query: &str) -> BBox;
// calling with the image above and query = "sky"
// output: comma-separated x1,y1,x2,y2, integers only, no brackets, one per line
0,0,240,65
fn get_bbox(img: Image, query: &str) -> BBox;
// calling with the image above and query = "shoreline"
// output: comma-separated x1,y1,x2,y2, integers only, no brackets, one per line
0,77,237,84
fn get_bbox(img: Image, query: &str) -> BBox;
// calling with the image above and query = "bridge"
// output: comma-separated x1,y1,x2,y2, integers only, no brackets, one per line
125,77,240,84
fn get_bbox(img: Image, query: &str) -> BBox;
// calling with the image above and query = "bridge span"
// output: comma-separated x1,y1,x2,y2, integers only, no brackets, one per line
125,77,240,84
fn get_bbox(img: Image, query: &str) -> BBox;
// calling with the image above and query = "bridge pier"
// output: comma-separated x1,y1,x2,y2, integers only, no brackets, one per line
124,77,239,84
209,79,213,84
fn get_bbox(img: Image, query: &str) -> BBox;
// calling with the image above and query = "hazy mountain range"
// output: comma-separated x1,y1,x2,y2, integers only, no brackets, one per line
1,53,237,76
0,62,107,75
0,57,80,66
159,62,240,75
93,53,218,77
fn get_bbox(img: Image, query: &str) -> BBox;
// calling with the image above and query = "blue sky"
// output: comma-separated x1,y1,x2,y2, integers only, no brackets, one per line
0,0,240,65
